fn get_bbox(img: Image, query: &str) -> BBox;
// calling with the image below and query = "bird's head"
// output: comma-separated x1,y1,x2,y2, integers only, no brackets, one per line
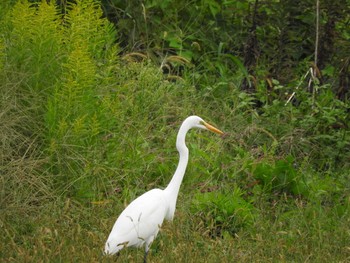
176,116,224,150
187,115,224,135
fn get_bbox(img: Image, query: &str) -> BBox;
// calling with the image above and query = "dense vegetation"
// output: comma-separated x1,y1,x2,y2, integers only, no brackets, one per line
1,0,349,262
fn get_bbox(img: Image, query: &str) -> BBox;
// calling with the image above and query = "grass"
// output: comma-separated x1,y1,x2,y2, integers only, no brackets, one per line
1,194,349,262
1,1,350,262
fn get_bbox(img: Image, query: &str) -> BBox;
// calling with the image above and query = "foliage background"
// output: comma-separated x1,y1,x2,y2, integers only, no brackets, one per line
1,0,349,262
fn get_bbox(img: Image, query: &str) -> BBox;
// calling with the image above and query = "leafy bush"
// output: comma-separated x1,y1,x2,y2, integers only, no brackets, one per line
6,1,63,91
250,156,309,197
191,187,256,238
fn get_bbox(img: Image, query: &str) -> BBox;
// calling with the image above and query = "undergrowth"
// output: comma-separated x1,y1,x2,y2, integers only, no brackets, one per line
1,1,349,262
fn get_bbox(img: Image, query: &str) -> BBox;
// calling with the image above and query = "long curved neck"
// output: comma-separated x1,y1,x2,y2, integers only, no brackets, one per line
164,123,190,199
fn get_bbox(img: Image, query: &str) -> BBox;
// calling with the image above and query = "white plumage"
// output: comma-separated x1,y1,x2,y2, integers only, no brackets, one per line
105,116,223,262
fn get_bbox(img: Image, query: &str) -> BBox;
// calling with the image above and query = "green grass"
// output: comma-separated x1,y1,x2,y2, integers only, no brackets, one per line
1,194,349,262
1,1,350,262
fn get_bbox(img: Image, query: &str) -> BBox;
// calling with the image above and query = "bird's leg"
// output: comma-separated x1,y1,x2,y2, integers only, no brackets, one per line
143,249,149,263
143,236,155,263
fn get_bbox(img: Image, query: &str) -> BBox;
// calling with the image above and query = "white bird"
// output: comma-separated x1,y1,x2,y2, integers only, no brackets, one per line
105,116,223,262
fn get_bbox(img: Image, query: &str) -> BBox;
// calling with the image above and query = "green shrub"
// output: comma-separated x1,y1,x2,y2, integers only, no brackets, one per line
250,156,309,197
6,1,63,91
191,187,256,238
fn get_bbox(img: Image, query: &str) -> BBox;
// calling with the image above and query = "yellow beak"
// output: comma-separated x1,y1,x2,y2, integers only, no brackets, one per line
203,122,224,135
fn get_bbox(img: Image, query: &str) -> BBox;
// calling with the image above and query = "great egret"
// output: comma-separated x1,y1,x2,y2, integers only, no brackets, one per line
105,116,223,262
